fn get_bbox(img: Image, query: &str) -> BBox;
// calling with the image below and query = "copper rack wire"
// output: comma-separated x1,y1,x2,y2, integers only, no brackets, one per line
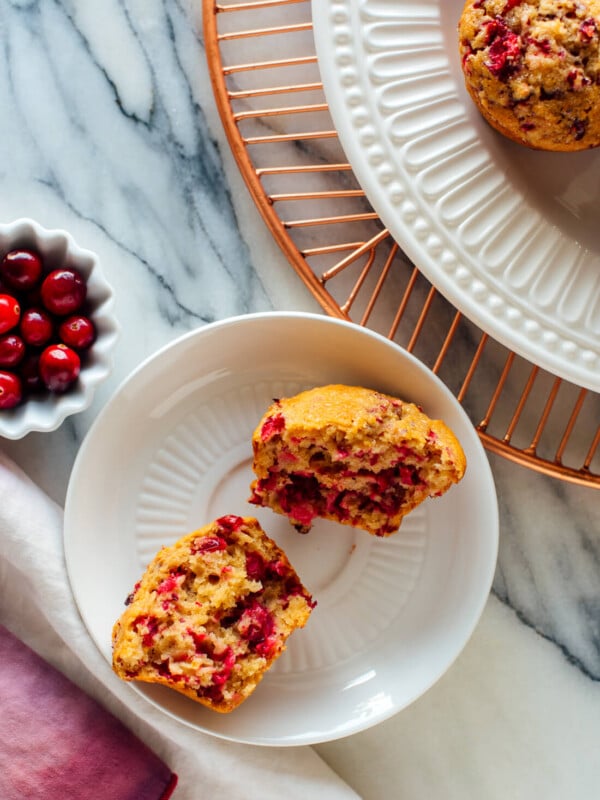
203,0,599,488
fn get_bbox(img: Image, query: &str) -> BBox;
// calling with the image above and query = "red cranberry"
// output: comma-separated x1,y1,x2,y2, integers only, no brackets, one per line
0,334,25,368
211,648,236,687
245,551,266,581
237,601,274,644
0,371,22,409
0,250,43,291
39,343,80,393
156,573,184,595
134,615,160,648
483,18,522,80
125,581,142,606
202,685,224,703
260,413,285,441
20,307,54,347
580,18,597,41
58,314,95,349
192,536,227,554
19,352,43,392
0,294,20,334
40,268,86,316
215,514,244,532
0,246,98,411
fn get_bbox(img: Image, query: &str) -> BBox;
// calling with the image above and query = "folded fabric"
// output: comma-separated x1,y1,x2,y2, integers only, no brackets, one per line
0,625,177,800
0,450,358,800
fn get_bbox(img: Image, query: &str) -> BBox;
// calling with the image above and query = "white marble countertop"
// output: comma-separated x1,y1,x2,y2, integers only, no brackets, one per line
1,1,599,798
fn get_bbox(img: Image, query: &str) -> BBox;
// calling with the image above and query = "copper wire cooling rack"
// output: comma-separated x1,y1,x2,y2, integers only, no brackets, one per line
203,0,599,488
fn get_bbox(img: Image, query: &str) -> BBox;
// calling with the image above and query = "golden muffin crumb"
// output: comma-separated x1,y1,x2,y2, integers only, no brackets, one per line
112,516,315,713
458,0,600,150
249,385,466,537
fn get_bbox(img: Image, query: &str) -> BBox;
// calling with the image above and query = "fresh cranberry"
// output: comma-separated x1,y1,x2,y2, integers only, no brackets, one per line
187,628,208,654
0,250,43,291
19,352,42,392
0,294,20,334
278,474,321,527
0,248,96,410
483,18,522,80
39,343,80,392
237,601,274,644
255,635,278,658
399,466,418,486
580,18,597,41
156,572,184,595
134,615,160,648
191,535,227,554
245,551,267,581
260,413,285,441
202,685,224,703
529,37,552,55
125,581,142,606
254,471,278,494
20,307,53,347
58,314,95,349
268,559,290,577
0,334,25,368
212,648,236,686
40,268,86,315
216,514,244,533
0,371,22,409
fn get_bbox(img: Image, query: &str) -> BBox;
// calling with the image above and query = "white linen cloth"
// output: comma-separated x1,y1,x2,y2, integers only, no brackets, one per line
0,450,357,800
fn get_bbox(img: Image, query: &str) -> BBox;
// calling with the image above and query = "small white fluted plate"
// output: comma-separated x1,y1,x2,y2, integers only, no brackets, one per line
312,0,600,392
64,312,498,746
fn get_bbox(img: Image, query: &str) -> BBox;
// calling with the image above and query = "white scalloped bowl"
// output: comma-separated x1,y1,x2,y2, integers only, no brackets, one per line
0,218,118,439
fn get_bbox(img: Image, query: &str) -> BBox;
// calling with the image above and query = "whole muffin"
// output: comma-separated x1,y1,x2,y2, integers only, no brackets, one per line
112,515,315,713
249,385,466,537
458,0,600,151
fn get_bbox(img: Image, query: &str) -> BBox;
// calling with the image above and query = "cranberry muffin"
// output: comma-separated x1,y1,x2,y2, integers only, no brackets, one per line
112,516,315,713
458,0,600,150
249,385,466,537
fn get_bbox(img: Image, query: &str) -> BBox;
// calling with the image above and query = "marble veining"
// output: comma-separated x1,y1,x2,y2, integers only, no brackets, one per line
0,0,599,797
492,455,600,681
1,0,268,329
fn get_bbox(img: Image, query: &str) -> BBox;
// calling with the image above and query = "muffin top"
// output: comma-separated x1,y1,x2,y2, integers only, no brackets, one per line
459,0,600,150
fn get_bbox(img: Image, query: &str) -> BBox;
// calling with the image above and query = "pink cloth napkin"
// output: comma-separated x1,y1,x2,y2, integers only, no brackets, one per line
0,624,177,800
0,450,358,800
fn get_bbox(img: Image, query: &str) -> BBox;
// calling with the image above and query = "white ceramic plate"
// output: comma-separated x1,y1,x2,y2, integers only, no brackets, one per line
64,312,498,746
312,0,600,392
